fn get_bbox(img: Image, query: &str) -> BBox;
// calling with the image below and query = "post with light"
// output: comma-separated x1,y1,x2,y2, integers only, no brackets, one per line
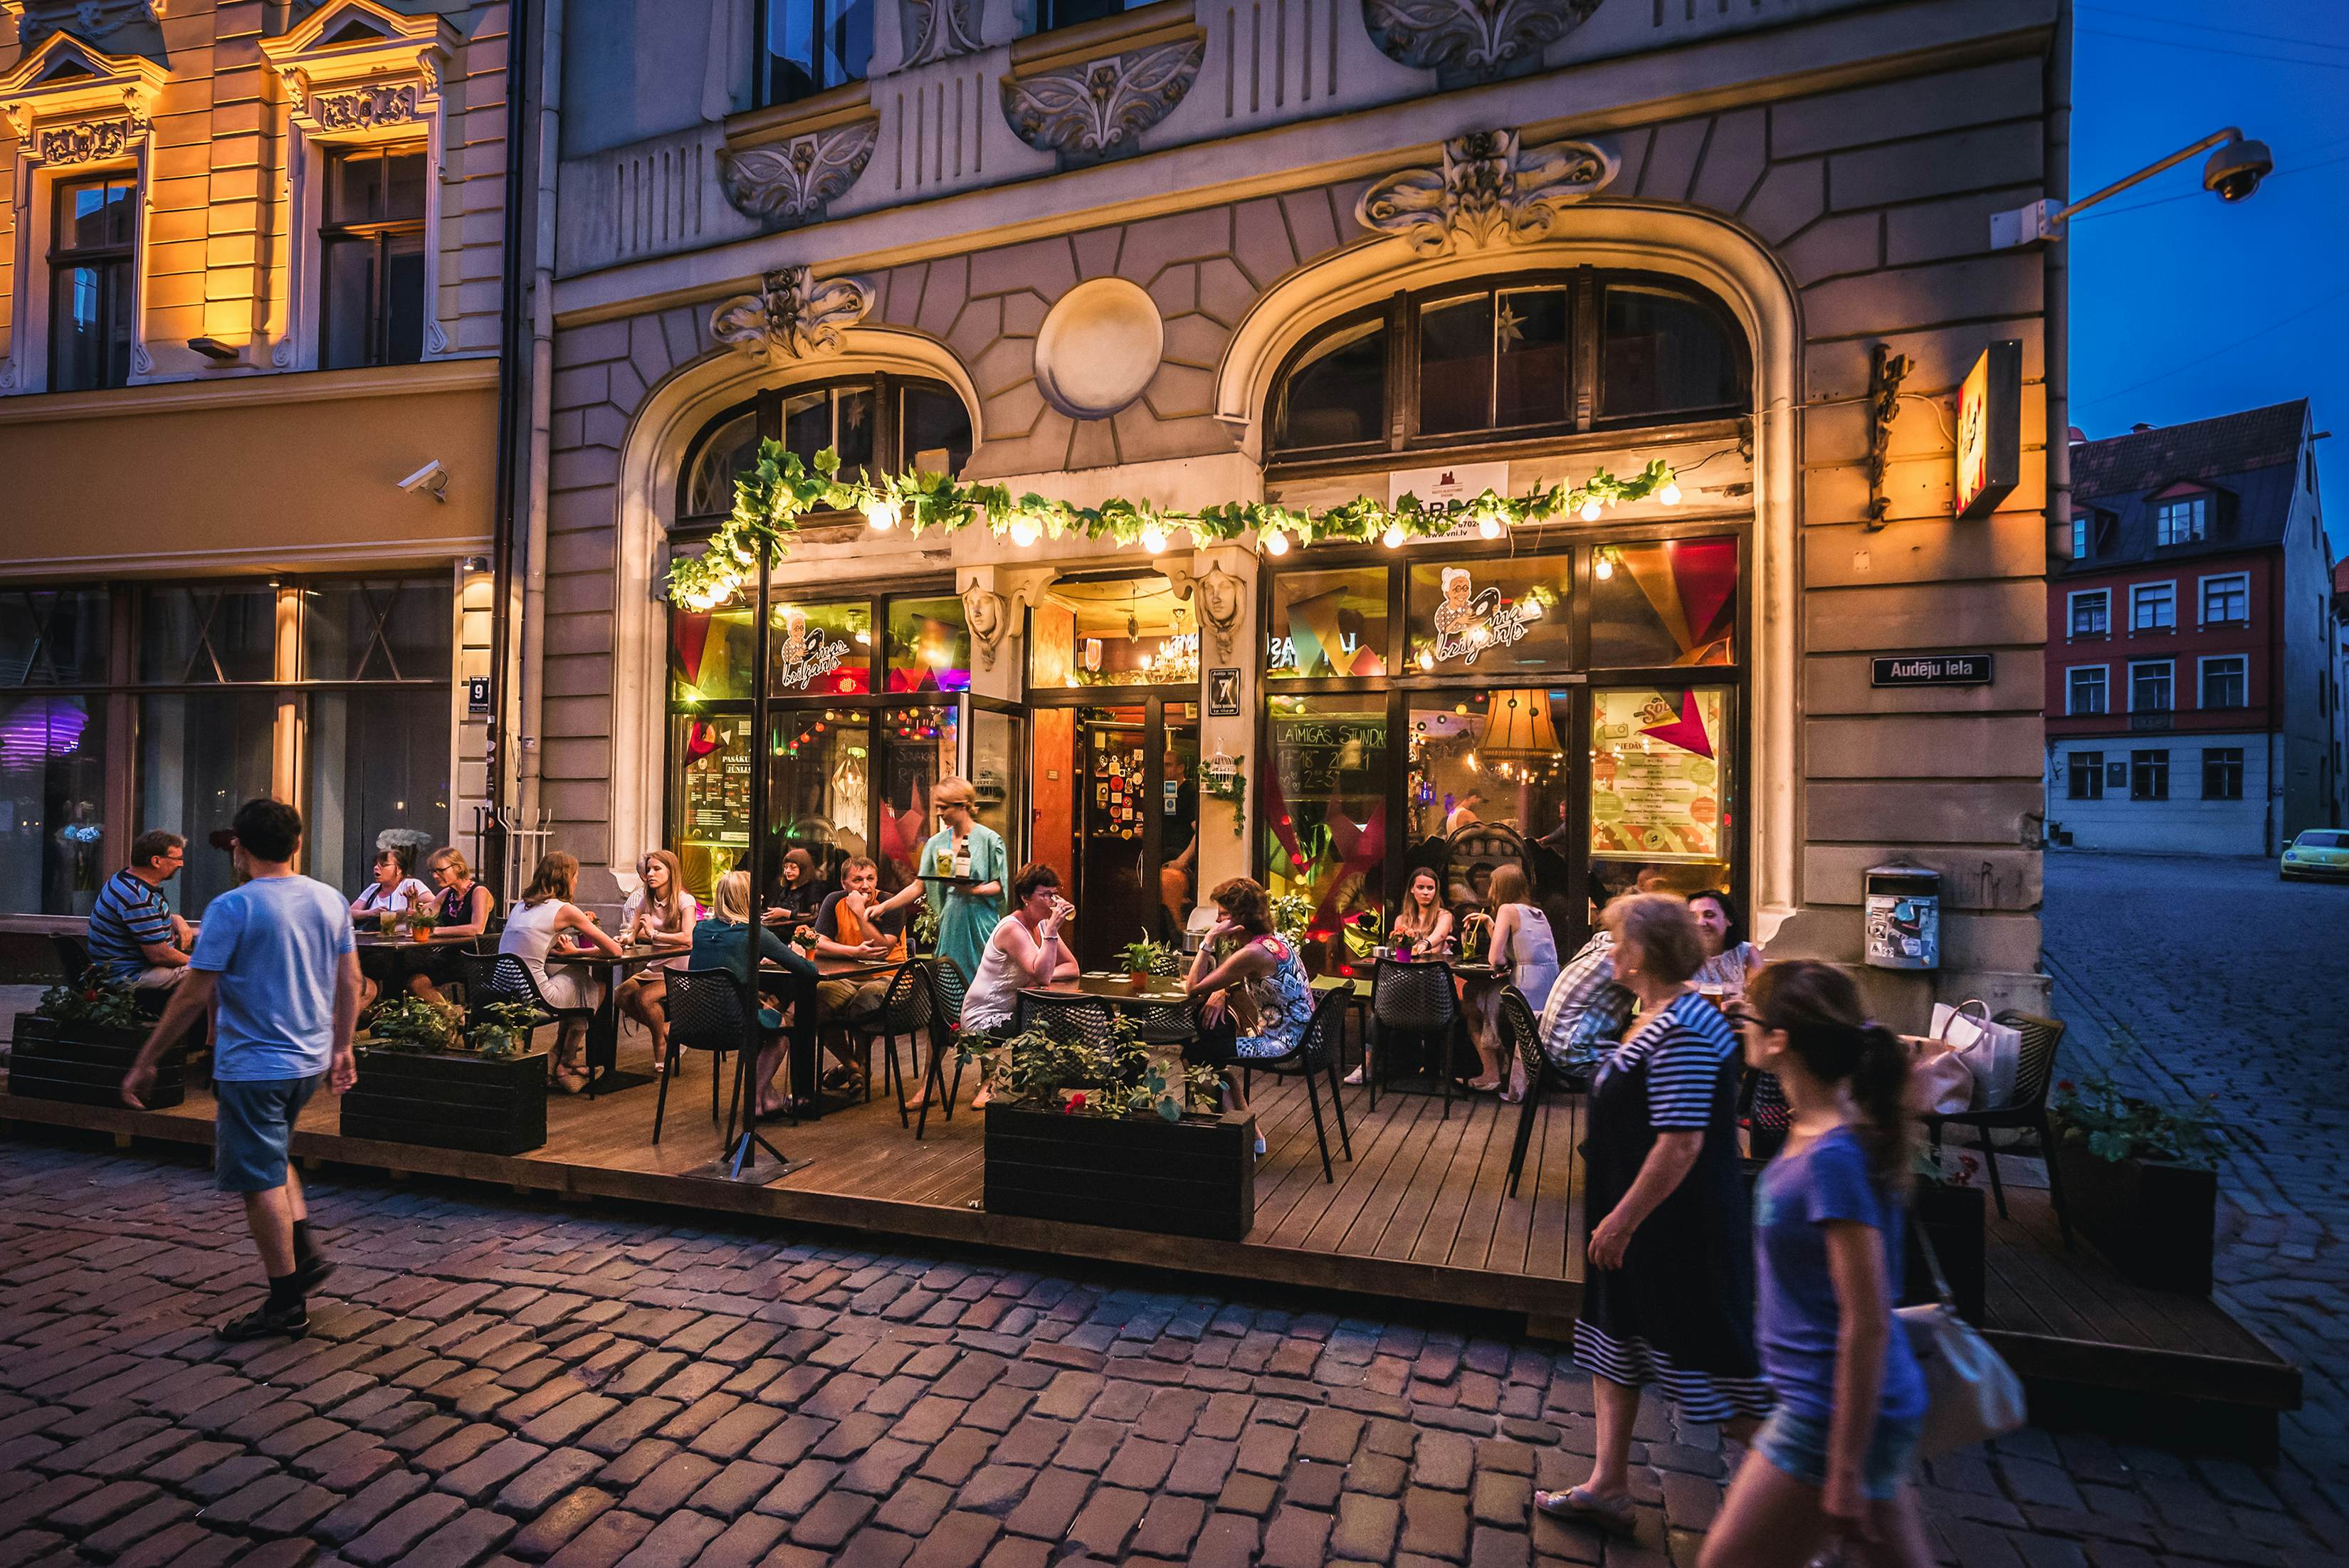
1990,126,2270,248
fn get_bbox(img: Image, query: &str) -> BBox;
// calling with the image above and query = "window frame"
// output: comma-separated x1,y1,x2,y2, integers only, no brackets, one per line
2129,749,2169,801
2067,589,2109,638
2201,746,2245,801
2129,580,2177,633
754,0,877,108
2154,495,2208,547
1266,268,1750,470
317,144,430,370
2197,653,2249,711
2067,751,2104,800
47,171,139,394
2065,665,2108,717
2127,658,2173,715
2198,571,2250,627
672,373,974,530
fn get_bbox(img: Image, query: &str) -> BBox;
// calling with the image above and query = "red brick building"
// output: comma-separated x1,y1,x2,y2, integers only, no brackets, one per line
2046,402,2341,856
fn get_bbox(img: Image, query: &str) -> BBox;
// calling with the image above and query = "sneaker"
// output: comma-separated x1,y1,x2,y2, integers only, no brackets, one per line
290,1253,336,1295
216,1303,310,1342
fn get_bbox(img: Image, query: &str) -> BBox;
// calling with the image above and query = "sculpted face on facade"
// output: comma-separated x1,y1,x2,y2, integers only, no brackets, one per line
709,266,876,362
1357,129,1619,256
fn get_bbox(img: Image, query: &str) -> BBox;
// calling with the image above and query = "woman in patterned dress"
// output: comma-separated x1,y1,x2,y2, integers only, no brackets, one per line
1184,876,1314,1158
1535,892,1770,1535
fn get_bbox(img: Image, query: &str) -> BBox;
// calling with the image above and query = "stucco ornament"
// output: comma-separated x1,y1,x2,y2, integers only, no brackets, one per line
710,266,876,362
1000,36,1204,169
34,115,135,166
960,584,1009,670
1357,129,1618,256
717,117,879,228
1362,0,1602,84
314,83,422,130
900,0,984,68
1194,564,1247,662
16,1,161,43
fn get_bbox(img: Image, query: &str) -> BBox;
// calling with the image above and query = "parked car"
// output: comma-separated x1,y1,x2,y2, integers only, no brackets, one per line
2279,828,2349,880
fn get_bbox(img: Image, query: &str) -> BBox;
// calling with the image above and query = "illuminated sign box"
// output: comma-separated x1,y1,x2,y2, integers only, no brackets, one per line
1955,340,2022,520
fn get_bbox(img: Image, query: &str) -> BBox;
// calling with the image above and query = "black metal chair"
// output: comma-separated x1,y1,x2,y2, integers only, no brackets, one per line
1367,957,1468,1117
51,932,91,982
1503,985,1586,1199
1238,985,1354,1183
654,967,769,1146
461,951,597,1091
848,960,937,1129
913,957,970,1142
1013,989,1118,1051
1928,1011,2071,1244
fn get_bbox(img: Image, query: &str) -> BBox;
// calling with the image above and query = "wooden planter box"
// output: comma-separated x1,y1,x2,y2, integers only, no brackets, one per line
1903,1182,1987,1323
984,1103,1254,1241
2051,1145,2217,1295
340,1046,548,1156
8,1014,184,1109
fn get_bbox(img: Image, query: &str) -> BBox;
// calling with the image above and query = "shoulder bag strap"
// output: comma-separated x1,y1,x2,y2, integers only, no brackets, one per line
1910,1201,1959,1312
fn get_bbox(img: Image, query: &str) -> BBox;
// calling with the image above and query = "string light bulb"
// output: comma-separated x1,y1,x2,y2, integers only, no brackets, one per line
861,496,900,531
1008,515,1041,548
1580,498,1604,523
1594,549,1614,581
1657,479,1683,507
1261,527,1290,557
1476,511,1503,540
1139,523,1168,554
1381,524,1407,549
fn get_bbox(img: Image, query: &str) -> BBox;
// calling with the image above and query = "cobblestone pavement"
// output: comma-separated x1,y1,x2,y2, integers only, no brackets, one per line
4,1130,2346,1568
2041,851,2349,1506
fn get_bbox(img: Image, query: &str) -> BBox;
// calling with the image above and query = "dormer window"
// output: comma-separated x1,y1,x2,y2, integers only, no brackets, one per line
2155,495,2208,547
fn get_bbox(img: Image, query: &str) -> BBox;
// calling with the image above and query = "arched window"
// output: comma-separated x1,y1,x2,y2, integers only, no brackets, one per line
675,374,973,524
1269,270,1748,461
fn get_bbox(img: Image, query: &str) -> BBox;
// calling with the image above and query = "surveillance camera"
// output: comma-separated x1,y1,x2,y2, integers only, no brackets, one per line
397,460,449,501
2203,137,2272,203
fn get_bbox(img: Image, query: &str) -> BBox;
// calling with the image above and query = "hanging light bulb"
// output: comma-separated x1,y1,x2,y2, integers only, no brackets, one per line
1594,549,1614,581
1476,511,1504,540
1657,478,1683,507
1139,523,1168,554
861,495,900,531
1381,523,1406,549
1417,648,1436,672
1261,527,1291,557
1580,498,1604,523
1008,515,1040,548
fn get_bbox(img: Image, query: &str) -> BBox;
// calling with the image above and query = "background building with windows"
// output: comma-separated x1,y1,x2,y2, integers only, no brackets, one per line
522,0,2071,1019
0,0,513,917
2045,401,2340,856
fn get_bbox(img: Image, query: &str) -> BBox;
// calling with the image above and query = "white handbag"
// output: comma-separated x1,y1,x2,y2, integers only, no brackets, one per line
1897,1224,2028,1459
1929,999,2020,1112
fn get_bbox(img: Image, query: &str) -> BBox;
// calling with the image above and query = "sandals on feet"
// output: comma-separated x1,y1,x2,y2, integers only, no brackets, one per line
1532,1487,1639,1535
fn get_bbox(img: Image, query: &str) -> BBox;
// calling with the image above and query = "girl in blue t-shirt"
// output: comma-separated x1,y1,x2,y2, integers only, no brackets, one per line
1702,959,1933,1568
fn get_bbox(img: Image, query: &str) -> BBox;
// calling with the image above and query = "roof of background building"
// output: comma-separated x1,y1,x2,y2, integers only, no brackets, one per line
2064,400,2310,576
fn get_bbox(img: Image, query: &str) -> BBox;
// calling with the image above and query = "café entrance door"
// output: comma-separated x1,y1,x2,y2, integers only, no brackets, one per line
1029,698,1200,971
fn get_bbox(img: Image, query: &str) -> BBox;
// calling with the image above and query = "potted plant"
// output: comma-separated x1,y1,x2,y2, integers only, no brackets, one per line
978,1015,1253,1240
10,968,184,1108
1903,1145,1987,1322
1118,932,1169,986
407,908,441,944
2050,1067,2224,1295
341,997,548,1156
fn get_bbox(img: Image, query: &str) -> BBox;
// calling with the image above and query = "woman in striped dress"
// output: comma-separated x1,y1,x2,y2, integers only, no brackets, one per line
1536,893,1770,1535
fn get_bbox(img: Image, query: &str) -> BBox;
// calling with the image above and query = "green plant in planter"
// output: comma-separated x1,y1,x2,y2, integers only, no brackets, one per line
971,1014,1221,1123
406,910,440,941
470,1001,540,1061
34,967,149,1030
2051,1067,2224,1167
367,995,462,1054
1118,932,1170,977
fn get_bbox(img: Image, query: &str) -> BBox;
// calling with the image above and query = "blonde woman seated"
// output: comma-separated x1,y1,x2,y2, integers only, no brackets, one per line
498,851,624,1093
615,849,700,1075
1345,865,1454,1085
690,870,815,1121
404,847,496,1009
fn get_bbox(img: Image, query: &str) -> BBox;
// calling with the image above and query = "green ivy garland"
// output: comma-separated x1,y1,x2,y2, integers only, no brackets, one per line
668,439,1683,609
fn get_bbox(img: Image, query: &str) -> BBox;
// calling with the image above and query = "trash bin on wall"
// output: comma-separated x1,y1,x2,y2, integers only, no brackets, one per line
1864,865,1940,970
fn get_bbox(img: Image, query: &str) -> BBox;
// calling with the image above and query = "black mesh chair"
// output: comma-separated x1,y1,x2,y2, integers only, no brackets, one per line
1239,986,1354,1182
1503,985,1585,1199
461,952,597,1090
1367,957,1468,1117
51,932,91,982
1928,1011,2071,1244
848,960,937,1130
656,967,767,1145
913,957,971,1142
1013,990,1118,1051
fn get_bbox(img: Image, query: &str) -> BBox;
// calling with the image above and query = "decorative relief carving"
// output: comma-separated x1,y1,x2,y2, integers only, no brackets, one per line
1000,36,1204,170
1362,0,1601,85
16,1,162,44
900,0,983,68
1194,564,1246,662
960,584,1008,670
35,116,134,165
314,82,422,130
1357,129,1618,256
710,265,875,362
717,117,878,228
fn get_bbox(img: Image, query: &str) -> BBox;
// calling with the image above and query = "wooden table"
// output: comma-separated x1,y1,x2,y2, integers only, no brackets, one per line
352,929,478,989
545,945,668,1094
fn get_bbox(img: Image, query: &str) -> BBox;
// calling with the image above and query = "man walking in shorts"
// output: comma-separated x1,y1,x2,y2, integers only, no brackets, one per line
123,797,360,1341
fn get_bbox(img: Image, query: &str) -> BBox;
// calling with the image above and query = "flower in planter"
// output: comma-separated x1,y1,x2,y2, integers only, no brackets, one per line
977,1016,1219,1120
2051,1063,2225,1167
1063,1091,1088,1115
364,996,463,1054
468,1001,541,1061
35,968,149,1031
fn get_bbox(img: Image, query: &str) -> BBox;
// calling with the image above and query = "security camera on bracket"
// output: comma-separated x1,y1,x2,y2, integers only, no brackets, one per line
1991,127,2271,248
397,460,449,502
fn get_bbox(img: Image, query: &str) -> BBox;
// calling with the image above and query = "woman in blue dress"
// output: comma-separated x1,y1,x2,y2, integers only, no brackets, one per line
918,776,1007,986
1185,876,1315,1158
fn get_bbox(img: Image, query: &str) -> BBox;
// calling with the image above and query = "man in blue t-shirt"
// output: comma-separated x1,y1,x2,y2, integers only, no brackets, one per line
124,797,359,1342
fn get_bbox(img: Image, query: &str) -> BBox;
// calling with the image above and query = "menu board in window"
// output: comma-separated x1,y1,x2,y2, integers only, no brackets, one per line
1590,688,1728,863
682,715,752,845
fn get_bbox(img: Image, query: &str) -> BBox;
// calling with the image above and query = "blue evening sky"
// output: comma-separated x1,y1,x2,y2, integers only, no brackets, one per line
2068,2,2349,559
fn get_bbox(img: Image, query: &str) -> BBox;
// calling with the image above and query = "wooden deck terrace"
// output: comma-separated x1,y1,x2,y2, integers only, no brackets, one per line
0,1036,2301,1455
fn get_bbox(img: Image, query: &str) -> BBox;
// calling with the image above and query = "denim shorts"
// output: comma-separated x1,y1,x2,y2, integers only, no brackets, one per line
214,1075,321,1193
1753,1406,1923,1500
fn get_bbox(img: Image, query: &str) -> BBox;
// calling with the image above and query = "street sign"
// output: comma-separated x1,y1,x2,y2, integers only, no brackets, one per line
1955,340,2022,520
466,675,491,715
1871,653,1994,687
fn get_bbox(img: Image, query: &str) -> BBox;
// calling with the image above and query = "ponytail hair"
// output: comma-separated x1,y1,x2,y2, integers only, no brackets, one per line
1746,959,1915,1193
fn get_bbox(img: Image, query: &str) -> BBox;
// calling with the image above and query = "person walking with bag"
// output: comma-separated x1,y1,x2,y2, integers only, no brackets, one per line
121,798,360,1342
1701,959,1933,1568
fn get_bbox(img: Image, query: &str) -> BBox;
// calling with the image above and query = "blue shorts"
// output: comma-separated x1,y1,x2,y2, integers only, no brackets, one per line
214,1075,321,1193
1753,1407,1922,1501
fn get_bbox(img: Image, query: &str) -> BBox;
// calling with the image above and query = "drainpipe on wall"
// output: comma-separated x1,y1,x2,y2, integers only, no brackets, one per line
485,0,537,901
519,0,567,873
2041,6,2071,903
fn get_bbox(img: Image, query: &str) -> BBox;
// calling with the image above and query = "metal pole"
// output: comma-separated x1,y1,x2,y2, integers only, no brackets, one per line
725,540,793,1177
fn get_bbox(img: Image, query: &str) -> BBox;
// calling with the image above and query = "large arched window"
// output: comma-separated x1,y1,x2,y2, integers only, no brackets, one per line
1269,270,1748,462
676,374,974,524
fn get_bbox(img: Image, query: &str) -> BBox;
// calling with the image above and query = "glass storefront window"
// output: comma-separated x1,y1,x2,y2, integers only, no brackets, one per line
769,599,872,696
1589,537,1738,668
1404,690,1576,922
139,690,279,915
306,688,453,896
673,712,753,897
1263,693,1388,977
887,596,970,693
767,709,875,898
303,577,453,681
1275,315,1386,450
1590,686,1734,898
1404,555,1572,675
0,695,107,915
876,702,957,893
681,411,762,520
140,586,278,683
969,705,1027,886
1029,574,1197,689
1266,568,1388,680
1,586,109,685
672,603,756,703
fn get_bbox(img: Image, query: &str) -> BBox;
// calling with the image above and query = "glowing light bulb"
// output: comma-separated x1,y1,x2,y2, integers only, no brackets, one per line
1381,524,1406,549
1657,479,1683,507
1261,527,1291,557
1594,552,1614,581
1477,512,1503,540
1008,516,1041,548
1580,499,1604,523
1138,524,1168,554
861,496,900,531
1417,648,1436,672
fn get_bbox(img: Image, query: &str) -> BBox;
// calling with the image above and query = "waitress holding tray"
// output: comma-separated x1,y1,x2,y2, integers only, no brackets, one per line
920,777,1006,984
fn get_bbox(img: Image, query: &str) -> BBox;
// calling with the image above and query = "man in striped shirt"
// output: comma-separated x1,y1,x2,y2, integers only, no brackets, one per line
88,830,194,991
